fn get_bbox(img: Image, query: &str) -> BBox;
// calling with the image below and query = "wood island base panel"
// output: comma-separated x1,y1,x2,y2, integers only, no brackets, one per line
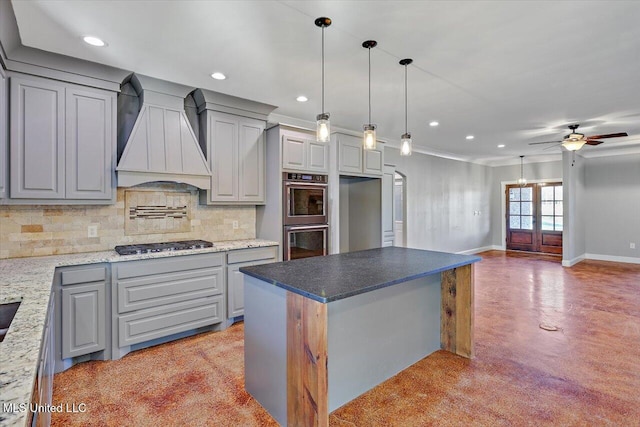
241,247,480,426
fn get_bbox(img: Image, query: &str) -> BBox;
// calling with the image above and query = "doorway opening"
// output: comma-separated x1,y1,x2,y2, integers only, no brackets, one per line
506,182,563,254
394,172,407,247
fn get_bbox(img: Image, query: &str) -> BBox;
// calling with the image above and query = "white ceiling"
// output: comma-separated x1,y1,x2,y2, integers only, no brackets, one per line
10,0,640,164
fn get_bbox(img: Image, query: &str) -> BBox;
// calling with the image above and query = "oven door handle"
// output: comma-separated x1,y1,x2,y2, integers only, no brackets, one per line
286,225,329,231
284,182,328,187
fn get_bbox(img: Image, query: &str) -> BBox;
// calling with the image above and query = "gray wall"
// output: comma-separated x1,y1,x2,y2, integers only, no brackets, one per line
386,148,492,253
490,160,563,247
584,153,640,259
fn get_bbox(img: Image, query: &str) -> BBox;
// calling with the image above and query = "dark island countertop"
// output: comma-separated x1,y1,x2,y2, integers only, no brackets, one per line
240,247,481,303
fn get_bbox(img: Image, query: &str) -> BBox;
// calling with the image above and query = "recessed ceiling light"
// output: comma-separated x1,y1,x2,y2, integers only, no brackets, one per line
296,95,308,102
498,144,505,148
429,121,439,127
83,36,106,47
211,72,226,80
466,135,475,140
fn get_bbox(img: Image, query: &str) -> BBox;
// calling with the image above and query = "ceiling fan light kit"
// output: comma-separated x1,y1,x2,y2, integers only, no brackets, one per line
315,17,332,143
362,40,378,150
400,58,413,156
529,124,629,152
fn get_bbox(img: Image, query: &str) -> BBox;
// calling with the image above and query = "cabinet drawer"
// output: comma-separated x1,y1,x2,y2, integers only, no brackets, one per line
227,247,277,264
115,253,224,279
117,267,223,313
61,266,106,285
118,296,223,347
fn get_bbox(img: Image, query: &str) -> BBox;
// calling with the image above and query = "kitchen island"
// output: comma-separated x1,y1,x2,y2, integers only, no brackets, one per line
240,246,481,426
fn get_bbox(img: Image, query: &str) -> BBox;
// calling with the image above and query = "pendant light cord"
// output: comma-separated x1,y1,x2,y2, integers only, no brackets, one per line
368,46,372,124
404,64,408,134
321,26,325,113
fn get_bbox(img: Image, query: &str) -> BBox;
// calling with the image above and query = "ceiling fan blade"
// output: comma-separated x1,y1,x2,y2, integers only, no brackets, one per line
528,140,562,145
542,143,561,151
585,140,604,145
587,132,628,139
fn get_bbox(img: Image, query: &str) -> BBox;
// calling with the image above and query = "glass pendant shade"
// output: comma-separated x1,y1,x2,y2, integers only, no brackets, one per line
364,124,377,150
362,40,377,150
316,113,330,143
518,155,526,186
400,133,412,156
399,58,413,157
562,139,587,151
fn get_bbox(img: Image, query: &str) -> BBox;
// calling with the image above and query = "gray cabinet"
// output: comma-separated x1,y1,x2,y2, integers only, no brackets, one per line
113,253,224,352
226,246,278,319
10,74,65,199
202,111,266,204
282,135,328,173
336,133,383,177
7,73,116,203
33,294,55,427
60,266,107,359
0,68,7,199
65,86,114,199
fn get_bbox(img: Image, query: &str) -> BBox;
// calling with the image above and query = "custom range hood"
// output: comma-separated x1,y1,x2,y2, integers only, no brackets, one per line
117,73,211,189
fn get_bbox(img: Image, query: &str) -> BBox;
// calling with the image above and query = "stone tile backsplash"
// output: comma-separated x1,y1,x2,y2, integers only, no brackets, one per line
0,184,256,259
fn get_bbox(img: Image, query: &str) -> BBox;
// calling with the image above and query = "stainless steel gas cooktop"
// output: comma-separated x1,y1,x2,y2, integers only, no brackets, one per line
114,240,213,255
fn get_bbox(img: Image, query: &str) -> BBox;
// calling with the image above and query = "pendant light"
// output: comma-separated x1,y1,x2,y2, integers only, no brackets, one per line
362,40,377,150
399,58,413,156
518,155,527,186
315,17,331,143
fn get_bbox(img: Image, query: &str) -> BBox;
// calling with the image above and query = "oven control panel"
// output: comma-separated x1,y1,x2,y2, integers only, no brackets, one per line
284,172,328,183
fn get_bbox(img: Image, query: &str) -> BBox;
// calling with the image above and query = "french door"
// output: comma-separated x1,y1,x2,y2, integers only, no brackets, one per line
506,182,563,254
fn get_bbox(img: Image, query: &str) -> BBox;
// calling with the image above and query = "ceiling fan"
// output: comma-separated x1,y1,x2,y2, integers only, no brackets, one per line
529,124,628,151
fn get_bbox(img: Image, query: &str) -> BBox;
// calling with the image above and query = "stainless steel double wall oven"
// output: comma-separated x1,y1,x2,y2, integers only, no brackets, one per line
282,172,328,260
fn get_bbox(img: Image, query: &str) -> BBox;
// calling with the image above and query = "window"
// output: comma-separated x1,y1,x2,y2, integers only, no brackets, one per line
508,186,533,230
540,185,563,231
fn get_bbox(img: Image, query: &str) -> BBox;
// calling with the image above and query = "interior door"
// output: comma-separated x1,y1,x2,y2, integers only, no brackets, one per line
506,182,563,254
506,184,536,251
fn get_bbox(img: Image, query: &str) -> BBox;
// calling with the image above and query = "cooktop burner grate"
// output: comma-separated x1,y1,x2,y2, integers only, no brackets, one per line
114,240,213,255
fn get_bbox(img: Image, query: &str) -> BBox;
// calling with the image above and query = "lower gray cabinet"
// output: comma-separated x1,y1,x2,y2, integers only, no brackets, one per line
33,294,55,427
61,283,106,358
113,253,224,351
59,266,107,359
226,246,278,318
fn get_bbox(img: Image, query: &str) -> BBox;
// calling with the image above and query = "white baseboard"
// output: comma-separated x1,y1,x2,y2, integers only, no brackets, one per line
585,253,640,265
562,254,586,267
457,245,502,255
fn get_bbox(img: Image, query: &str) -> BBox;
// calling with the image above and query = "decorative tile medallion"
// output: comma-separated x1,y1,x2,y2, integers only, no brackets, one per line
124,190,191,235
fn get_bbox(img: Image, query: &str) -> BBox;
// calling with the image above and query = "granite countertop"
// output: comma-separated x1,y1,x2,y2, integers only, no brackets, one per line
240,247,481,303
0,239,277,427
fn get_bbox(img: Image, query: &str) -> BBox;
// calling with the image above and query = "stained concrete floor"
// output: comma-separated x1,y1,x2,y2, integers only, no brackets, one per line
52,251,640,426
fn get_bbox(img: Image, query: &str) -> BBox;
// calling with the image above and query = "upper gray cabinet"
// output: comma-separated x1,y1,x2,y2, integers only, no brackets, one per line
194,88,276,205
10,75,65,199
203,111,265,204
6,73,116,204
335,133,383,177
282,135,328,173
0,68,8,199
65,86,114,199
